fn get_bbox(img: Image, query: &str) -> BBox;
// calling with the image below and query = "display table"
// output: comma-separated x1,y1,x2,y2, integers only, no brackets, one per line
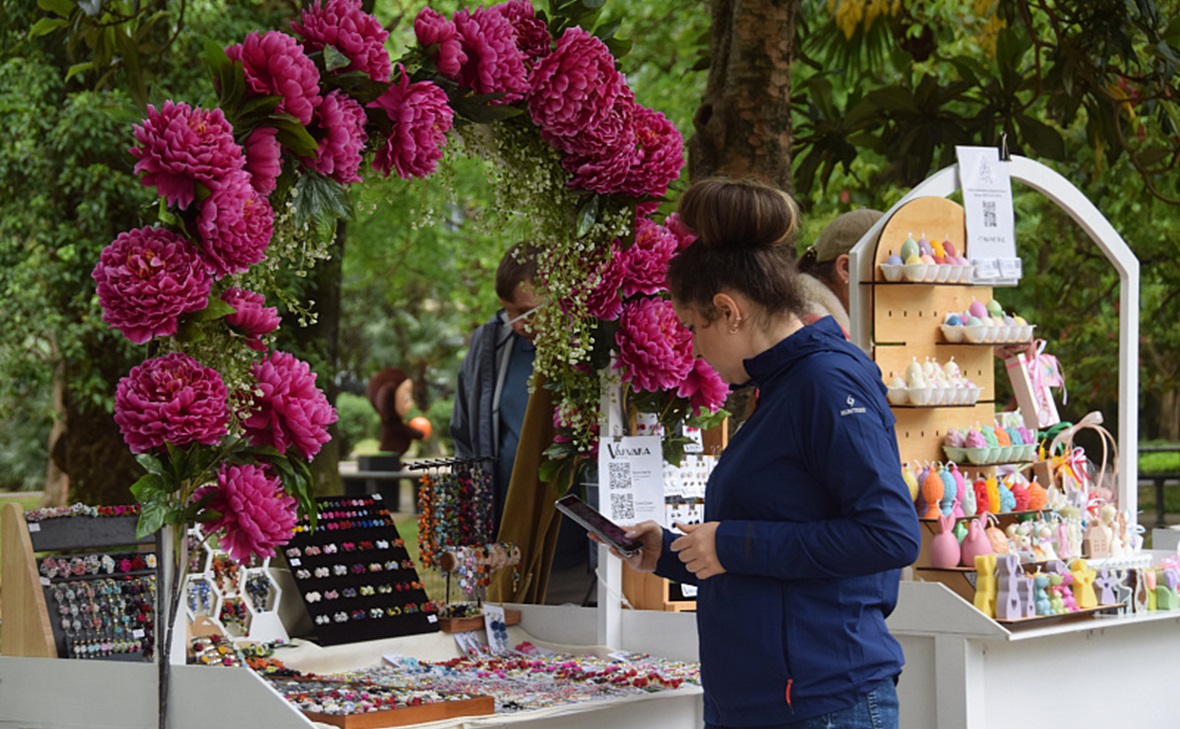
0,604,702,729
891,579,1180,728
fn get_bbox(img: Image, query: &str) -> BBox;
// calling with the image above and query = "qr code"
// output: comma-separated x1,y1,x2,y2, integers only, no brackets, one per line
608,461,632,490
983,199,997,227
610,492,635,521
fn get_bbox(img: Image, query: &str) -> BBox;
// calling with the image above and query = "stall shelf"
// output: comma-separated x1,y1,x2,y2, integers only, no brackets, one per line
0,604,701,729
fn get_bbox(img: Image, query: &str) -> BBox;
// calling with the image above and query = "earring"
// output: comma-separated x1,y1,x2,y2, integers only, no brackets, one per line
729,317,742,334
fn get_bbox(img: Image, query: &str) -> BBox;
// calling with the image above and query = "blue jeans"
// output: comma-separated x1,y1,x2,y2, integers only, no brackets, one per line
706,678,900,729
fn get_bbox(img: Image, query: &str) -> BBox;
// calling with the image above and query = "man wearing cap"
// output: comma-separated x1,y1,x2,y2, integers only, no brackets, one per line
798,208,884,334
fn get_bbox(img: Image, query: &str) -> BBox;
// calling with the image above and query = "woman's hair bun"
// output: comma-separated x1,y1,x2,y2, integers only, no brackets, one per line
677,177,800,252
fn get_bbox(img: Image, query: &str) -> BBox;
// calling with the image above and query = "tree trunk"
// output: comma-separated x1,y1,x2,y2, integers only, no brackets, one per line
299,228,345,497
41,351,70,507
688,0,798,192
1161,389,1180,442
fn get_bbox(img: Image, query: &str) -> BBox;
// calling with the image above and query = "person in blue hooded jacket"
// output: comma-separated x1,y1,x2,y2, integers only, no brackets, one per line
617,177,922,729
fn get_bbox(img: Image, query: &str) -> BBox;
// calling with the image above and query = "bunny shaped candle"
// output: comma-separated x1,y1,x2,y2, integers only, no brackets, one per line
959,514,993,567
929,514,961,569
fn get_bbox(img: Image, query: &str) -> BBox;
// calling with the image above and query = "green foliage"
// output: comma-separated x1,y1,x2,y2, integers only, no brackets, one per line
335,393,382,459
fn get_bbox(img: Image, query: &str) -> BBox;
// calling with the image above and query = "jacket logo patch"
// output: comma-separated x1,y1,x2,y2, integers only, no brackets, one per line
840,395,867,416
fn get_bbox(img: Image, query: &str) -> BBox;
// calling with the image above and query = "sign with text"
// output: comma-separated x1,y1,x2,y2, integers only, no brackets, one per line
597,435,664,525
956,145,1021,285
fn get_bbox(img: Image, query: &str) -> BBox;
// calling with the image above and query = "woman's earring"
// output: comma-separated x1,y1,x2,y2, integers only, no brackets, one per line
729,317,742,334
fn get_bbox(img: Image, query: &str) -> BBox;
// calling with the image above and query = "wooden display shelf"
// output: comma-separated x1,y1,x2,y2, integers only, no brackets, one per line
437,608,521,633
303,695,495,728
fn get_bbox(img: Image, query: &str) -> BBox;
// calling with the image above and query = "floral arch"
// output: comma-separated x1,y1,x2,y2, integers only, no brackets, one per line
93,0,728,565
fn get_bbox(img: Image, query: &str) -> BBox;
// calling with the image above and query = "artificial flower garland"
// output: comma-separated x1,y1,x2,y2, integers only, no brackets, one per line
93,0,729,567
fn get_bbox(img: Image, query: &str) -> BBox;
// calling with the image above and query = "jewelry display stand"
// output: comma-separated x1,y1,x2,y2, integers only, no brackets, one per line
283,494,437,645
182,527,288,645
0,502,160,662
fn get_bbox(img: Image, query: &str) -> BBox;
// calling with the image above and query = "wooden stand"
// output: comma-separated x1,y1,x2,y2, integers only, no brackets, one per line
0,503,55,657
621,567,695,612
437,608,521,633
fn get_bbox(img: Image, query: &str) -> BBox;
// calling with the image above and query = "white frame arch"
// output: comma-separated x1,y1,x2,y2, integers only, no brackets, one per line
848,154,1140,521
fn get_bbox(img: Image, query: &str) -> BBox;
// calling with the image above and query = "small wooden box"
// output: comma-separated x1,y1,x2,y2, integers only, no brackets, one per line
303,695,495,728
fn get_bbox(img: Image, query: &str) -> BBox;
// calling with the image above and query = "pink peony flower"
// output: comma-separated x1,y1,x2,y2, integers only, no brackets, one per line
414,7,467,78
92,226,214,345
494,0,550,61
368,66,454,179
619,218,678,298
528,27,626,140
129,101,246,210
195,170,274,278
303,89,368,184
677,357,729,414
614,298,694,393
619,105,685,199
557,91,638,194
242,351,337,461
243,127,282,196
221,287,281,352
291,0,392,83
583,246,625,321
226,31,322,125
453,6,530,103
198,463,297,563
664,211,697,251
114,352,229,454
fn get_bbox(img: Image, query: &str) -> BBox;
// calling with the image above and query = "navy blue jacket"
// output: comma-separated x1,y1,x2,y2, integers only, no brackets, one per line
655,317,921,726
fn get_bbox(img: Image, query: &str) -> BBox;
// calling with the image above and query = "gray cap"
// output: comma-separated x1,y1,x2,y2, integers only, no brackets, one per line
812,209,884,263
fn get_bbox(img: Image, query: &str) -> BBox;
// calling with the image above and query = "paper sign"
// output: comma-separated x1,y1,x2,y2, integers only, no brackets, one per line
956,146,1021,285
597,435,664,525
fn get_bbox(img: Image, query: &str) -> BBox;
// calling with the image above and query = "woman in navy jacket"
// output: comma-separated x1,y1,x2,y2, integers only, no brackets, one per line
620,178,921,729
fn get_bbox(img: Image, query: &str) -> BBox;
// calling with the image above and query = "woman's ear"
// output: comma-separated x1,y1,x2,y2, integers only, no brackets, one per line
835,253,852,284
712,292,744,332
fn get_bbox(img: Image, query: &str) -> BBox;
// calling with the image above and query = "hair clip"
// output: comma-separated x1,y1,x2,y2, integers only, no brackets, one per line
295,569,311,580
351,563,366,574
305,591,321,603
342,587,357,598
377,583,393,594
322,544,337,554
315,614,329,625
305,545,321,556
359,585,375,596
375,540,389,550
285,547,301,558
369,607,384,619
342,542,356,552
324,590,339,600
315,567,331,578
369,562,383,572
333,565,347,576
334,612,348,623
351,610,365,621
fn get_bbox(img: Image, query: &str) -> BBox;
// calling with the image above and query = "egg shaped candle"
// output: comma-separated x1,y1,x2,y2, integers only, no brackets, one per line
900,236,920,261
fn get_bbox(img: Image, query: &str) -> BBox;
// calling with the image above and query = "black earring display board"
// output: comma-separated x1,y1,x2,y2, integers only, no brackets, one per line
285,494,438,646
28,513,159,662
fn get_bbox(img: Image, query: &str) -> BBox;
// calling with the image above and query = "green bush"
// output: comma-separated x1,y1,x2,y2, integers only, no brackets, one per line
335,393,381,459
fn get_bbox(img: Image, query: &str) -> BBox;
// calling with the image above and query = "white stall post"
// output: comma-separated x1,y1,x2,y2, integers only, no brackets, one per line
597,366,626,648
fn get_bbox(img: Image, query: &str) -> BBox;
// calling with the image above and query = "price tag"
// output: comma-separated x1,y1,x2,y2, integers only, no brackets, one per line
288,558,301,567
427,614,438,623
28,523,40,533
132,629,145,639
40,576,51,586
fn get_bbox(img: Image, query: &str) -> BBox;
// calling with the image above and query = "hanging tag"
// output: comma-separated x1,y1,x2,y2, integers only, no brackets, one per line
957,145,1021,285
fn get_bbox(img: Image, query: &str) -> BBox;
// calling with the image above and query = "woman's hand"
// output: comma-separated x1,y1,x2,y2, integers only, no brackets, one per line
671,522,726,579
589,520,664,572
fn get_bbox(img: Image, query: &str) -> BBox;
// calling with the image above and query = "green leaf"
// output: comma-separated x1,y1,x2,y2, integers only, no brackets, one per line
576,195,600,237
37,0,75,17
447,96,524,123
174,319,206,344
136,503,168,539
270,115,319,158
64,62,95,81
291,172,352,229
324,71,389,104
29,17,69,38
323,45,351,73
187,295,237,322
129,471,166,501
134,453,168,479
1015,113,1066,160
